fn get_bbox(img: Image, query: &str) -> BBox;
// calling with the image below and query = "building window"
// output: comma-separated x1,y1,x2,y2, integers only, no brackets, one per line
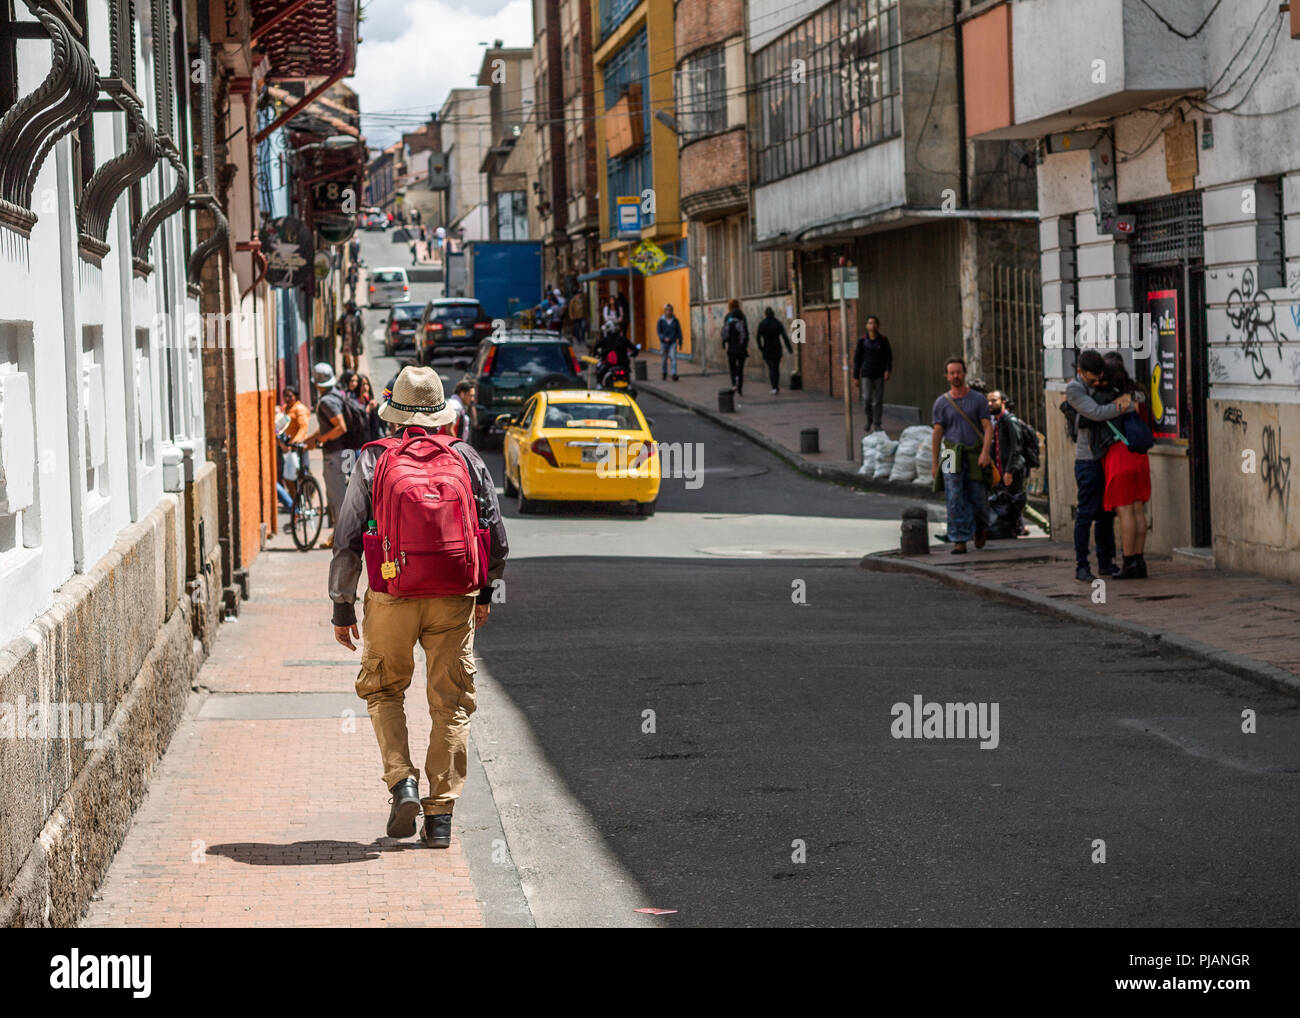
497,190,529,240
0,322,39,558
603,29,651,231
753,0,901,187
676,46,727,142
598,0,638,41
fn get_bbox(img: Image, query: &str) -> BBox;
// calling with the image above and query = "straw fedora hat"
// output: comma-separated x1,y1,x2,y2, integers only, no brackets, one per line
378,365,459,429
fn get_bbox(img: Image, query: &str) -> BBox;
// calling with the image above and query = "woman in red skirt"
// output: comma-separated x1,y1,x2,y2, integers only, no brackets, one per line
1101,353,1151,579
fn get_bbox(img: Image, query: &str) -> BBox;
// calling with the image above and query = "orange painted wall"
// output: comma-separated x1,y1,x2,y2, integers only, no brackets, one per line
642,267,691,355
235,388,278,566
962,3,1013,138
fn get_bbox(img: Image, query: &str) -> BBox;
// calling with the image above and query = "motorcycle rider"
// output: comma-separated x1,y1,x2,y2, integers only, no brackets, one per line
593,322,637,389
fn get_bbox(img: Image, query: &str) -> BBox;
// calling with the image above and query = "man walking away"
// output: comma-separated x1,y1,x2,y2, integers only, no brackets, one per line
337,300,364,373
1066,349,1131,582
307,362,364,549
986,389,1027,539
930,357,993,554
329,366,509,849
721,299,750,397
756,307,793,394
852,315,893,432
657,303,683,381
568,288,587,347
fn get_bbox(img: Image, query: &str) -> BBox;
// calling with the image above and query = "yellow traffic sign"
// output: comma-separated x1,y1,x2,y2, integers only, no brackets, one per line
631,239,667,276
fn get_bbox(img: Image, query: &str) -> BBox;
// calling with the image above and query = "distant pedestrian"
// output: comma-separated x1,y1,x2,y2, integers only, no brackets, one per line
1099,352,1151,579
721,298,750,396
355,374,385,443
985,389,1026,539
755,307,793,394
278,385,311,500
852,315,893,433
305,363,355,548
657,303,682,381
929,357,993,555
568,289,588,347
328,366,508,849
337,300,364,372
1064,348,1131,582
444,379,476,442
601,294,624,340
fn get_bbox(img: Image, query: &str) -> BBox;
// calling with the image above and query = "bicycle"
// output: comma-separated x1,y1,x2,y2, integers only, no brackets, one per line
288,443,326,551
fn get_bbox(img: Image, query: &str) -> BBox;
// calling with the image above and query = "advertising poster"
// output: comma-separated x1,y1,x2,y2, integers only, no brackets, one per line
1148,289,1180,439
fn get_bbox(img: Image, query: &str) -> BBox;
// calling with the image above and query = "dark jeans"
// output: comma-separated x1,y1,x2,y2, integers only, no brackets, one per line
862,376,885,429
727,352,747,394
1074,459,1116,570
764,355,781,390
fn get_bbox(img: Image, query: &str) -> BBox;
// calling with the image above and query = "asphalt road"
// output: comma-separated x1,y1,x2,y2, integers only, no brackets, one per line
352,232,1300,928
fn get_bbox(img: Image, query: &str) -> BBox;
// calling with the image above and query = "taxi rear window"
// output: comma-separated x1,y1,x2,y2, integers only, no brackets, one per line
543,402,641,430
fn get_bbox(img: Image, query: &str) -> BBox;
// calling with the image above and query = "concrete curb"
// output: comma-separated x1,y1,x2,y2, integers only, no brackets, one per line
858,551,1300,699
638,379,949,505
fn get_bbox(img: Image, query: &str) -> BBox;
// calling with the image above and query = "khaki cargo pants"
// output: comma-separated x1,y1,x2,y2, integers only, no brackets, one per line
357,589,477,816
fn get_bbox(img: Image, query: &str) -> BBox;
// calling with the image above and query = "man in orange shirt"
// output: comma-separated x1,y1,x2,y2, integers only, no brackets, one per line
278,386,311,499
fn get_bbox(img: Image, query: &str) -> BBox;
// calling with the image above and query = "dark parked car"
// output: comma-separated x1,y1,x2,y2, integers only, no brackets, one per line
383,303,423,356
465,331,585,446
417,298,494,364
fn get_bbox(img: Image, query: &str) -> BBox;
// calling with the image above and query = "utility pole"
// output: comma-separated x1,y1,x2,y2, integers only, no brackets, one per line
837,254,854,459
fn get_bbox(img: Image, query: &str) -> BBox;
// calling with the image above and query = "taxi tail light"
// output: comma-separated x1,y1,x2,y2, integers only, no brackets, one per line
531,437,558,468
632,442,656,468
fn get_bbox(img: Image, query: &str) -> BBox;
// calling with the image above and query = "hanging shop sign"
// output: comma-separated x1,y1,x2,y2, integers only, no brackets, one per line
1147,289,1180,439
261,216,314,288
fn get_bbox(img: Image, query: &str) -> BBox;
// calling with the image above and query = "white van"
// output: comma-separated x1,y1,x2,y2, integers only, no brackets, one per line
369,267,410,308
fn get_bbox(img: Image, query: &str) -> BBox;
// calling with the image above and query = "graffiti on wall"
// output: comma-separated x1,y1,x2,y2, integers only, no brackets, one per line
1225,269,1286,380
1223,405,1246,428
1261,424,1292,511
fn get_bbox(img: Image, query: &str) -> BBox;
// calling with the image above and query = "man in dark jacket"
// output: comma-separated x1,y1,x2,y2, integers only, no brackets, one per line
852,315,893,432
721,299,750,396
656,303,683,381
756,307,794,394
986,390,1027,539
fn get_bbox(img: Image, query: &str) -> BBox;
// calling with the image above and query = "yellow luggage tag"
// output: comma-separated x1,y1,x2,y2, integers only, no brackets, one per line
381,560,397,580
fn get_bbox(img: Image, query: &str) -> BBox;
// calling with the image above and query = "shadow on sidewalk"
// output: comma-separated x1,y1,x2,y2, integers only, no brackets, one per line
206,839,424,865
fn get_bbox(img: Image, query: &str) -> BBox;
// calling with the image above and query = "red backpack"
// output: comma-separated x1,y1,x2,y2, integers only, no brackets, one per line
362,427,489,598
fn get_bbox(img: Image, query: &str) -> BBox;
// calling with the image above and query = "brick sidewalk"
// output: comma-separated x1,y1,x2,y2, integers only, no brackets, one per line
82,530,484,928
863,540,1300,692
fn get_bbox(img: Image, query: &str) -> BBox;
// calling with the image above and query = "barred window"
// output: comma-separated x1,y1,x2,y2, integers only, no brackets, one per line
676,47,727,142
754,0,900,187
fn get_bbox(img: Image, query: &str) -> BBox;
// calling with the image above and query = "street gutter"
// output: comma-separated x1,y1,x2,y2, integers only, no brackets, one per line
858,551,1300,699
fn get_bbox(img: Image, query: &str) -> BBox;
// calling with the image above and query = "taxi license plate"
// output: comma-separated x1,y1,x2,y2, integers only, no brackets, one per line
580,447,604,463
452,328,467,337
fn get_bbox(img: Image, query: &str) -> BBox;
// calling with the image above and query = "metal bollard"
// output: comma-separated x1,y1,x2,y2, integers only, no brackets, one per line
900,506,930,556
634,359,648,381
718,389,735,413
800,427,819,453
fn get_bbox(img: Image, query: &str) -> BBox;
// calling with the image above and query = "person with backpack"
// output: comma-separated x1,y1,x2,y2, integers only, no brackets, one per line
1099,352,1152,579
328,366,509,849
985,390,1027,539
1064,348,1133,582
307,362,366,548
721,298,750,396
756,307,793,394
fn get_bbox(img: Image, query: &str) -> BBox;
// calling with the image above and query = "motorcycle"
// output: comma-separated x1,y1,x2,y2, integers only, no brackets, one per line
580,352,636,397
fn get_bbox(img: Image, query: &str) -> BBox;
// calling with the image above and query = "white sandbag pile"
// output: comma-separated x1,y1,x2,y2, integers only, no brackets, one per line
913,433,934,485
858,431,895,476
871,434,899,481
888,425,933,483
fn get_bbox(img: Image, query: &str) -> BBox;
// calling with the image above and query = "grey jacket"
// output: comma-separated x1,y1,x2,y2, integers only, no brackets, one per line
328,434,509,626
1065,377,1126,462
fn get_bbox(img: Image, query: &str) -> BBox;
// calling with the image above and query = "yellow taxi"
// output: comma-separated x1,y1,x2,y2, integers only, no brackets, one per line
499,389,661,515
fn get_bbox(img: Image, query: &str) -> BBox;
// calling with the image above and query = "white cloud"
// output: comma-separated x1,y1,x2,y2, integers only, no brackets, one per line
352,0,533,148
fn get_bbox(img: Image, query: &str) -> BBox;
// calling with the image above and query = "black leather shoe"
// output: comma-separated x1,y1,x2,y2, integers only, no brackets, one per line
1099,563,1122,577
422,813,452,849
387,778,420,839
1075,566,1096,582
1136,554,1148,578
1114,555,1141,580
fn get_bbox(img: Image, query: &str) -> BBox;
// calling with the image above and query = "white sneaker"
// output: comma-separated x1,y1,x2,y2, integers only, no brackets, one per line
770,388,778,395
